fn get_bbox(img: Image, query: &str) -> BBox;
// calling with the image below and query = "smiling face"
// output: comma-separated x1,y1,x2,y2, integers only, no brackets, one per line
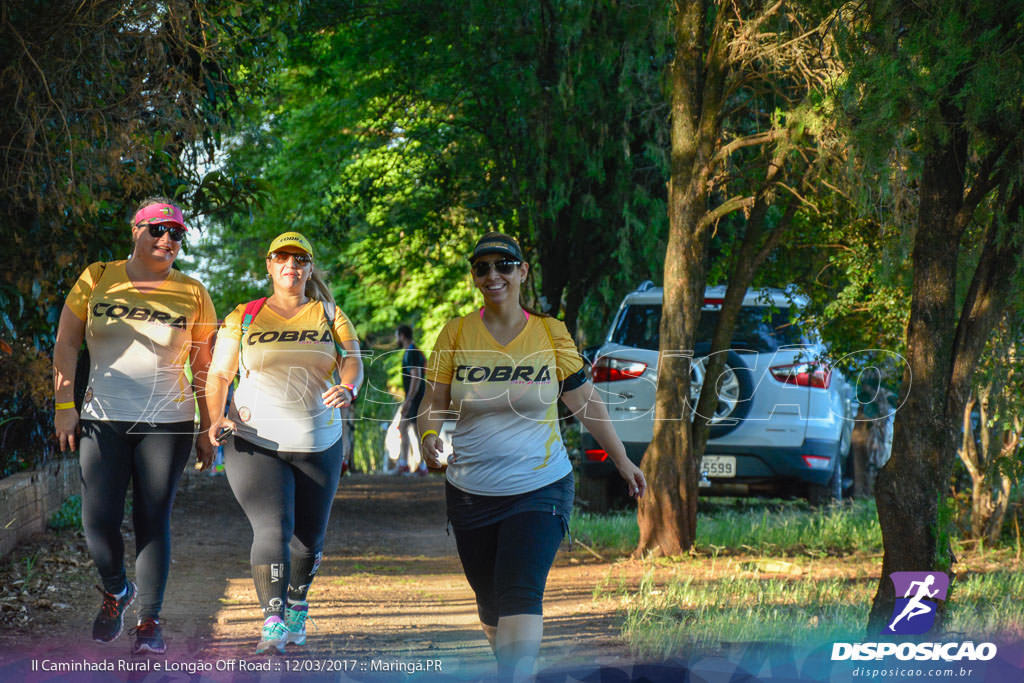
131,221,182,268
266,248,313,295
471,254,528,306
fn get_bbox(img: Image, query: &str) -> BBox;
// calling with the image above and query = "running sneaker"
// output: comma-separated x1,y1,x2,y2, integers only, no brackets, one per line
283,601,309,645
256,616,288,654
92,581,137,643
131,617,166,655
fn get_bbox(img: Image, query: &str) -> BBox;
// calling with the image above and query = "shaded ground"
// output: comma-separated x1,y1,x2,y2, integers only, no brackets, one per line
0,470,640,680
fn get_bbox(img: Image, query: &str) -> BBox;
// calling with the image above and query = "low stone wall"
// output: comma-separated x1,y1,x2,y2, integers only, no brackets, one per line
0,458,80,559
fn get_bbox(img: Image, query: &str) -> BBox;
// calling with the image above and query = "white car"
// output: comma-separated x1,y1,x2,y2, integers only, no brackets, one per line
577,282,854,511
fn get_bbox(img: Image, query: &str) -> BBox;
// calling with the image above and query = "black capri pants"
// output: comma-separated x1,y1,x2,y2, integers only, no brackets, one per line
447,474,572,627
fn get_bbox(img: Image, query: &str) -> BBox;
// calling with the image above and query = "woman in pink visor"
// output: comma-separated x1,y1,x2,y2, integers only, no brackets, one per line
52,197,217,655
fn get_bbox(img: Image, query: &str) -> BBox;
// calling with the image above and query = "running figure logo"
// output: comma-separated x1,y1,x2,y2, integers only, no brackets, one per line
886,572,949,635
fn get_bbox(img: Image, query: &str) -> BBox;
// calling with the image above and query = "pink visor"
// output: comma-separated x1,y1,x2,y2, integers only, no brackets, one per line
132,203,187,230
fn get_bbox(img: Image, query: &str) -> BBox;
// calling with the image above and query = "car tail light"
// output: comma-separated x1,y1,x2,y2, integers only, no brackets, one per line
769,362,831,389
801,454,831,470
585,449,609,462
592,356,648,383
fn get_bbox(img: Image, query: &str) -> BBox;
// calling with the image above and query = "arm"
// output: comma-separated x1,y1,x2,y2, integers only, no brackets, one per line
204,332,240,452
189,331,216,469
561,381,646,498
322,339,364,408
52,306,86,452
417,380,452,469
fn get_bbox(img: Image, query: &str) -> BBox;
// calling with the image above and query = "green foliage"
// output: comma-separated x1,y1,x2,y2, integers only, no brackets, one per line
0,0,297,474
48,494,82,531
188,0,671,350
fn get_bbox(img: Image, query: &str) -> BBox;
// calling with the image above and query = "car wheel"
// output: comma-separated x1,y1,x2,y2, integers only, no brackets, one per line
806,450,842,506
690,343,753,438
577,472,612,513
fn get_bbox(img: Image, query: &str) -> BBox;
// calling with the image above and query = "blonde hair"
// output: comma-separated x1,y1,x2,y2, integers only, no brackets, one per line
305,267,335,306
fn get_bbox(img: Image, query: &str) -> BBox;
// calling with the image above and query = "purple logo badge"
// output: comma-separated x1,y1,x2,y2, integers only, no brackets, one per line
886,572,949,635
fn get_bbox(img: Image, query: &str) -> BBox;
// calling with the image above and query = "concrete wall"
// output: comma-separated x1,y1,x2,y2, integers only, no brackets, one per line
0,458,80,558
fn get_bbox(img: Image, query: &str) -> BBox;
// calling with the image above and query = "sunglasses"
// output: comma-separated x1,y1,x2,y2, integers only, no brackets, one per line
268,251,313,266
471,259,521,277
145,223,186,242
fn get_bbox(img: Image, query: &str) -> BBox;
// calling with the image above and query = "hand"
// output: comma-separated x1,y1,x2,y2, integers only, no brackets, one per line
195,437,215,472
420,433,450,470
322,384,354,408
54,408,81,452
616,461,647,499
207,417,237,448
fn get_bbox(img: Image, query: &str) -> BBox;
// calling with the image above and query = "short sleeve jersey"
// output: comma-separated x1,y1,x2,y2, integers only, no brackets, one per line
425,311,584,496
209,300,358,452
64,260,217,424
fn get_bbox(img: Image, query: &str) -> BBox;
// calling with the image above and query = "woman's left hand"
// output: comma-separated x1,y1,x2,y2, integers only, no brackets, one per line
322,384,354,408
615,460,647,499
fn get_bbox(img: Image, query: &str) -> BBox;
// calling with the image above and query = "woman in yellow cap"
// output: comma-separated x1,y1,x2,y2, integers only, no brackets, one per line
205,231,363,653
52,196,217,655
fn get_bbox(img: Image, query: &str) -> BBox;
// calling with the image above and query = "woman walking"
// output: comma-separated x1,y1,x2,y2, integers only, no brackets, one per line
419,232,645,680
52,198,217,654
206,231,362,654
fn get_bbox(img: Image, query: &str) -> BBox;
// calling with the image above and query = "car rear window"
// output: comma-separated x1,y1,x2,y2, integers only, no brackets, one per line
610,304,805,352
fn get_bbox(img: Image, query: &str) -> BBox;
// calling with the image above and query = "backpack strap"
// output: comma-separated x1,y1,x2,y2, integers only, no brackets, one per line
320,300,347,359
238,297,267,377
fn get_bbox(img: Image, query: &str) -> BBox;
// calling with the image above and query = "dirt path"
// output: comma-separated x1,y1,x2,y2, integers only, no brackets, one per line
0,469,640,680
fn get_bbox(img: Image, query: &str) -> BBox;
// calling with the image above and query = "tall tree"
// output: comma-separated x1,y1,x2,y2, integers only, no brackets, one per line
638,0,840,553
837,1,1024,630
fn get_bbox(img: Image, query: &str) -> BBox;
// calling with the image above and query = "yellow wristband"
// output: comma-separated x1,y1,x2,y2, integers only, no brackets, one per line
55,401,76,411
420,430,438,443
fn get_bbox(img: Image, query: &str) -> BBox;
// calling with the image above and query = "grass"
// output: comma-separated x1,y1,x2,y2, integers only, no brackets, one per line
619,566,1024,659
572,498,883,557
574,498,1024,659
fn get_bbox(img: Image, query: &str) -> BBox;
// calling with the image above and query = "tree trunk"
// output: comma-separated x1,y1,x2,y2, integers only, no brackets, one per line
635,0,717,554
867,133,966,633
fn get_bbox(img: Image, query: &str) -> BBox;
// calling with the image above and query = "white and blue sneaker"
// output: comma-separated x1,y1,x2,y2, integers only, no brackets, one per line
256,616,288,654
284,600,309,645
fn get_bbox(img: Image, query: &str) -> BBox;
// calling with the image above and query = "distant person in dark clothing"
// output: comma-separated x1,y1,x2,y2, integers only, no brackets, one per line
396,324,427,475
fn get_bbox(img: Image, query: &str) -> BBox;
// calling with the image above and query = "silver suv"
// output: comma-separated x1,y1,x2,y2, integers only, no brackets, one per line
577,282,854,511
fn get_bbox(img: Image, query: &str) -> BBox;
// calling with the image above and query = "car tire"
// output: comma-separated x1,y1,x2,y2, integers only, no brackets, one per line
691,343,753,438
806,450,842,506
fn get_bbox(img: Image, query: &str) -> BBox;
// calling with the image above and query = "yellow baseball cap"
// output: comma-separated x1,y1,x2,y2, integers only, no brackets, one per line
267,232,314,259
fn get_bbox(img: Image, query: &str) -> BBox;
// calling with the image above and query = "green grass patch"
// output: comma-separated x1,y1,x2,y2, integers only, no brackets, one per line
572,499,882,557
620,567,1024,659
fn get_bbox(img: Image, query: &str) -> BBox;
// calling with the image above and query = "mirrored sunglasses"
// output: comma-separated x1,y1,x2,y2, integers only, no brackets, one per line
471,259,521,277
268,251,313,266
146,223,186,242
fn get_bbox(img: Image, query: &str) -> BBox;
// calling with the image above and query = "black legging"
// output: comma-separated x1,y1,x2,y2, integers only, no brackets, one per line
79,419,194,619
223,435,343,615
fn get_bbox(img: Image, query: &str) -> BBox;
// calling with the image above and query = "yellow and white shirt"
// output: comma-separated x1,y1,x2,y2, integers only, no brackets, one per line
426,312,584,496
210,300,357,452
65,260,217,424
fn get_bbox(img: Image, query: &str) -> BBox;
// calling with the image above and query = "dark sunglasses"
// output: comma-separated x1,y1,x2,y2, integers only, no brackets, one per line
268,251,313,266
146,223,186,242
471,259,521,277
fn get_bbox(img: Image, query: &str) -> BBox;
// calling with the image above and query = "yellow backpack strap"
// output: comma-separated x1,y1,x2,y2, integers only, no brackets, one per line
321,300,347,359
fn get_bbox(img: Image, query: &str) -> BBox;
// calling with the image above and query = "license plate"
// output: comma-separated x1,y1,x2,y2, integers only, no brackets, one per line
700,455,736,478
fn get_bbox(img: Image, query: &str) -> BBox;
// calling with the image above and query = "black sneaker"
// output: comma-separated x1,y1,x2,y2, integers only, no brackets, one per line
92,581,136,643
131,617,166,655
